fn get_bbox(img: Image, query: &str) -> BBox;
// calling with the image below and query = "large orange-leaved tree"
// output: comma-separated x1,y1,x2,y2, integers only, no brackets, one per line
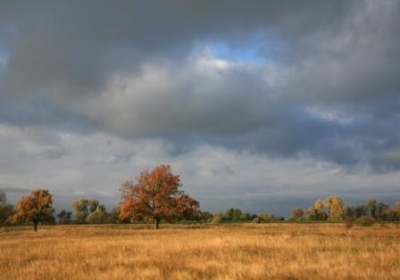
118,165,200,229
10,189,54,232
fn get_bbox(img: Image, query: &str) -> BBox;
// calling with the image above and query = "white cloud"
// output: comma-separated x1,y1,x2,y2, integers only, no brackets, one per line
305,105,356,124
1,122,400,215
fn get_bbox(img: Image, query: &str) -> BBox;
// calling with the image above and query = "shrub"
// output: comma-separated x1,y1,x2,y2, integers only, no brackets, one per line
344,220,353,229
354,216,375,227
211,212,223,224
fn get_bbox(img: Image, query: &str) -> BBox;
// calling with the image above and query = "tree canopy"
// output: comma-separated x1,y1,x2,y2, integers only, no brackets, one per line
10,189,54,231
72,199,107,223
118,165,200,229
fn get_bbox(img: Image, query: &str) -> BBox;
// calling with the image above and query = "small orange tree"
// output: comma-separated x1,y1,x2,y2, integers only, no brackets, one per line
118,165,200,229
10,189,54,231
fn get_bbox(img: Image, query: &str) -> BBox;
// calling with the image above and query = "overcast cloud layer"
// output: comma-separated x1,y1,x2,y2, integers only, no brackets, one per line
1,1,400,216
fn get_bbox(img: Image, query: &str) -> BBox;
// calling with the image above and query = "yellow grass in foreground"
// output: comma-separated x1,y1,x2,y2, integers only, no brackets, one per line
1,223,399,279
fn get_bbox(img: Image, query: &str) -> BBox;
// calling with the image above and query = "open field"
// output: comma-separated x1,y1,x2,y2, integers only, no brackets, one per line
1,223,400,279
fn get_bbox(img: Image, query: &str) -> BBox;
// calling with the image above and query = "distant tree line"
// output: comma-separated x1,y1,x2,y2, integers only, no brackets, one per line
290,196,400,224
203,208,284,224
1,166,400,231
0,165,201,231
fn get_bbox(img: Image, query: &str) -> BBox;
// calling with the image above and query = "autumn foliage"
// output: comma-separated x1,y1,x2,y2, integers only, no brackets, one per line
118,165,200,229
10,189,54,231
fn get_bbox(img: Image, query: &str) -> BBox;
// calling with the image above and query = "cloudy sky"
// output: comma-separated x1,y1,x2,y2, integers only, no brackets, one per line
1,0,400,216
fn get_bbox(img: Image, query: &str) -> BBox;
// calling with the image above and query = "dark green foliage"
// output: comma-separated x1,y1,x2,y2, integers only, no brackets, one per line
305,207,328,221
198,211,214,223
351,204,369,219
0,192,5,204
105,208,120,224
367,200,378,218
0,204,14,226
0,192,13,226
222,208,253,222
72,199,107,223
57,210,72,224
224,208,243,221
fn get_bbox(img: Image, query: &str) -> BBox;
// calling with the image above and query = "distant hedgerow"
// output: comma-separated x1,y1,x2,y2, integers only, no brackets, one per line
354,216,375,227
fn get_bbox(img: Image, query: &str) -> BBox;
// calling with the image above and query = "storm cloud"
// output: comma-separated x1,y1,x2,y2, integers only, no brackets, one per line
1,1,400,214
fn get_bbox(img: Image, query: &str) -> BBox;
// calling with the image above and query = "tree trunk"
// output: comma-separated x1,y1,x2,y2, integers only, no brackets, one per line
155,218,160,229
33,220,38,232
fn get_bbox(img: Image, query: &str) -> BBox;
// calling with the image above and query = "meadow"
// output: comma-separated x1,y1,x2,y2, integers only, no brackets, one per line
0,223,399,279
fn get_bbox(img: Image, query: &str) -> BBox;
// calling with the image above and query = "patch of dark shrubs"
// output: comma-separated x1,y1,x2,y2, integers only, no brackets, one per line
354,215,375,227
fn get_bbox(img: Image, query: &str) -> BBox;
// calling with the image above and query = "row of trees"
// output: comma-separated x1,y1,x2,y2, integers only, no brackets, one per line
0,165,200,231
208,208,284,224
0,189,55,231
57,199,116,224
290,196,400,222
2,165,400,231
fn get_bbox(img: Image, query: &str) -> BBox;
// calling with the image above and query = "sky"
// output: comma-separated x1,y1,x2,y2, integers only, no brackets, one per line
0,0,400,217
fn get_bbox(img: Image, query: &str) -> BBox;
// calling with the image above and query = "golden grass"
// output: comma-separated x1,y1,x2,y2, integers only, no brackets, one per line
1,223,399,279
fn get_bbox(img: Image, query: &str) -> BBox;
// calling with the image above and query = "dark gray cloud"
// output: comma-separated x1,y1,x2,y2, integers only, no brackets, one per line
0,0,400,205
0,0,355,95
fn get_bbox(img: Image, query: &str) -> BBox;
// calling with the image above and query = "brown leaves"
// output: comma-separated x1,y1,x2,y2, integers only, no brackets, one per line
9,189,54,231
118,165,200,228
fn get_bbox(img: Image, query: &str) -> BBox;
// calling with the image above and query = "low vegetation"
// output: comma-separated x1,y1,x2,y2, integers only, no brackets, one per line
1,223,400,279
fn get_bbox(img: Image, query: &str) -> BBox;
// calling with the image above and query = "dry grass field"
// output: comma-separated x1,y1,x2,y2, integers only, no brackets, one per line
1,223,399,280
